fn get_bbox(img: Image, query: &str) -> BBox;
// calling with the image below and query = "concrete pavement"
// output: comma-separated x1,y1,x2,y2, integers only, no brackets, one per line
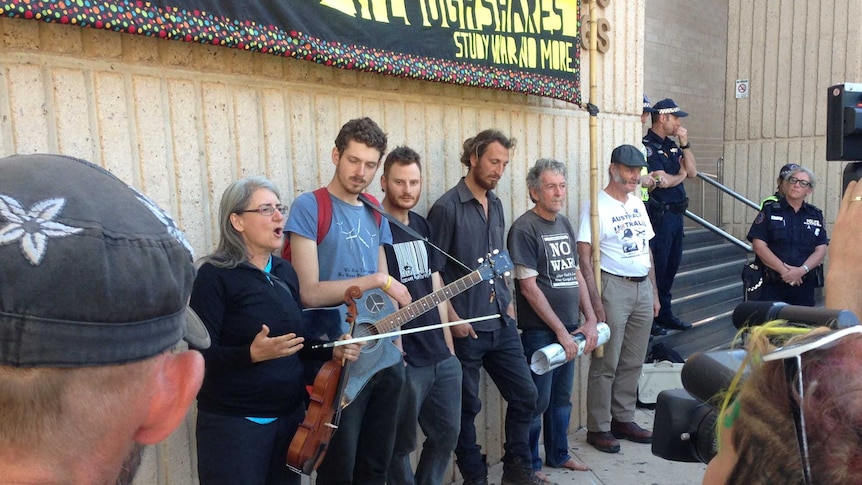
481,408,708,485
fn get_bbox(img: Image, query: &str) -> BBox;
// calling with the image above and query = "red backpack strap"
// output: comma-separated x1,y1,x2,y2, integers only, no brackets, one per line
313,187,333,244
359,192,383,228
281,187,333,261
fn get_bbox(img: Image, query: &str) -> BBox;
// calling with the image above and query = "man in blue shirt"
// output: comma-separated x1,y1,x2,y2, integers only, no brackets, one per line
286,117,411,485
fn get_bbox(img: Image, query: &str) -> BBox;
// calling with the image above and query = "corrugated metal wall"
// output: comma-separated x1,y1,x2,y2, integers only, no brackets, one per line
0,2,645,482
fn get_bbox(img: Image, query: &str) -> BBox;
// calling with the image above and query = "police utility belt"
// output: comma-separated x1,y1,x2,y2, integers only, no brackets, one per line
648,197,689,214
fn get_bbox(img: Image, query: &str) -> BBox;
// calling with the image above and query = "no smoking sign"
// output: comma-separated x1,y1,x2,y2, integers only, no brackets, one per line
736,79,750,99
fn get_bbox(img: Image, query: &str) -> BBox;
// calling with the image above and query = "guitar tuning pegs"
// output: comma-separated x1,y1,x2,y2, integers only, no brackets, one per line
504,271,511,277
492,249,499,255
488,279,495,285
477,257,484,264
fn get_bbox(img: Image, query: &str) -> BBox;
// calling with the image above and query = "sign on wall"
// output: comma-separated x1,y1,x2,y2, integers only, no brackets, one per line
1,0,581,103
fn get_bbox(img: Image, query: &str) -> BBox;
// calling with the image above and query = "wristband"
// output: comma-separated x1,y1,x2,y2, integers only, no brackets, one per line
802,264,810,273
680,143,691,150
383,275,392,291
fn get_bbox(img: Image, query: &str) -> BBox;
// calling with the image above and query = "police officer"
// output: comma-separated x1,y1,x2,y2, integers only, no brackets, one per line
643,98,697,333
747,166,827,306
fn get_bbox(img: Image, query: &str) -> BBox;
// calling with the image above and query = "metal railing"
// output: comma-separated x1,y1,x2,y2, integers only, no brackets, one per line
683,163,758,253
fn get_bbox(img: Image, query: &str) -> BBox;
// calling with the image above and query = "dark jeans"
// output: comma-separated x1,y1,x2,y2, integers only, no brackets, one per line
196,406,304,485
454,322,538,480
648,207,684,322
387,355,462,485
521,329,575,471
316,361,405,485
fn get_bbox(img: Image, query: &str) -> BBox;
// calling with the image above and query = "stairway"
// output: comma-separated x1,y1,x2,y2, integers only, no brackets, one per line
650,228,749,359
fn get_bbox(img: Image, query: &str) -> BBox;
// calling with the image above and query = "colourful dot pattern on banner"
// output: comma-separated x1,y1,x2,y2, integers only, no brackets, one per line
0,0,581,104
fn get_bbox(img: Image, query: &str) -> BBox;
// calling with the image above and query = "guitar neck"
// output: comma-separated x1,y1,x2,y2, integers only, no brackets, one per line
375,270,487,334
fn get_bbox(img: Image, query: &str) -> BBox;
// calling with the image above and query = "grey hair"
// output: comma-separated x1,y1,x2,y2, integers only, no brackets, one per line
787,166,816,188
203,176,282,269
526,158,567,202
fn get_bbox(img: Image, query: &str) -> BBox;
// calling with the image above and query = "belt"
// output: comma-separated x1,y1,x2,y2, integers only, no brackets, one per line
603,271,647,283
649,197,689,214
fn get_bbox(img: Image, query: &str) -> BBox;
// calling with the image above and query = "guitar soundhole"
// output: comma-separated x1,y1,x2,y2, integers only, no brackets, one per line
354,322,380,353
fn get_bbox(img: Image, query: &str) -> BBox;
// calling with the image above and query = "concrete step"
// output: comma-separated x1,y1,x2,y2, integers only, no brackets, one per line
654,228,749,359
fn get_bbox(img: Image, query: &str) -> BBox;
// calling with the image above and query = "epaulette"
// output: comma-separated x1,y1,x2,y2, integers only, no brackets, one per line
802,201,823,215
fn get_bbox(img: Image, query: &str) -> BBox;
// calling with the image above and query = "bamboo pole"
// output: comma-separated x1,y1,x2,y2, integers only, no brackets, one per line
588,0,603,358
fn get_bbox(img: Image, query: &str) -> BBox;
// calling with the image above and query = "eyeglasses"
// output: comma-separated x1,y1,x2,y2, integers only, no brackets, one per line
762,325,862,485
786,177,812,188
238,204,288,217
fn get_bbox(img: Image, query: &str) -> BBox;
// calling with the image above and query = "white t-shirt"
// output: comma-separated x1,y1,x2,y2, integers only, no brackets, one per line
577,190,654,277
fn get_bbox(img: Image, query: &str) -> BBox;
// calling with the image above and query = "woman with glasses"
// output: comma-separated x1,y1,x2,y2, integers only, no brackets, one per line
746,166,827,306
190,176,361,485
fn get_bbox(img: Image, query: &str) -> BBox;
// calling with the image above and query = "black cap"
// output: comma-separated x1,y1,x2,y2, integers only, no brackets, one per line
779,163,800,180
653,98,689,117
0,154,210,368
611,144,648,167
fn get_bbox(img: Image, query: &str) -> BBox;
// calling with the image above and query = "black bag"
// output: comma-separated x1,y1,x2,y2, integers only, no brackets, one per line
813,263,825,288
742,260,764,301
646,342,685,364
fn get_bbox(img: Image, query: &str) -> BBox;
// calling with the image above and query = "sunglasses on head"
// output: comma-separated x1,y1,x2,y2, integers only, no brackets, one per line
762,325,862,485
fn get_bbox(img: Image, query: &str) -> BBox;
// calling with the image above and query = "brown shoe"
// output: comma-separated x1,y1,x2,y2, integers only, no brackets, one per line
586,431,620,453
611,419,653,443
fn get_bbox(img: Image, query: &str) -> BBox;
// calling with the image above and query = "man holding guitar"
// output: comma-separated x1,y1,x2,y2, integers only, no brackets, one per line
380,146,462,485
427,130,542,485
285,117,410,485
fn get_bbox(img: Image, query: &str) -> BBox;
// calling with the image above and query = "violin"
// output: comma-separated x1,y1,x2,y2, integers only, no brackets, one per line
286,286,360,475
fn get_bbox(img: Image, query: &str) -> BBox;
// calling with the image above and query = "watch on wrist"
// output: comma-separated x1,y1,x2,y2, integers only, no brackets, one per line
803,264,810,273
680,143,691,150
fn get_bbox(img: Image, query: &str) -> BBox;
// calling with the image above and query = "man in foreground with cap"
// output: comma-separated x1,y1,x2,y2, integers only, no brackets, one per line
760,162,800,209
643,98,698,335
0,154,207,484
577,145,659,454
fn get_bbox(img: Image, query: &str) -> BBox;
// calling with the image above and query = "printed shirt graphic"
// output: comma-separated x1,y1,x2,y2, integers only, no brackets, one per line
542,232,579,289
285,191,392,282
577,190,654,277
391,239,432,284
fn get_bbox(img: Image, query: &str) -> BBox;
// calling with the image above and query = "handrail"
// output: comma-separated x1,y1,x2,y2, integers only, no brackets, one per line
697,172,761,211
679,170,758,253
685,210,752,252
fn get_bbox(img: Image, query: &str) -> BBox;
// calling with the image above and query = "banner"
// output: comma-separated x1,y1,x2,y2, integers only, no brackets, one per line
1,1,580,103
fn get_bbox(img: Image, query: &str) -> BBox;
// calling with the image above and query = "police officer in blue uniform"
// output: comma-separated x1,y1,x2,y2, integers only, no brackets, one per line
643,98,697,332
747,166,827,306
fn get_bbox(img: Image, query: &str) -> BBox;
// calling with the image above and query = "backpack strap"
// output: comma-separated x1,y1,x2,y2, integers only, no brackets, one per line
358,192,383,228
312,187,333,244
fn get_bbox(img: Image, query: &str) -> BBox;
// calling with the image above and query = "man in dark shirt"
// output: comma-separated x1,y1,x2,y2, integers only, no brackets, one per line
643,98,698,333
427,130,541,485
381,146,461,485
507,158,596,480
